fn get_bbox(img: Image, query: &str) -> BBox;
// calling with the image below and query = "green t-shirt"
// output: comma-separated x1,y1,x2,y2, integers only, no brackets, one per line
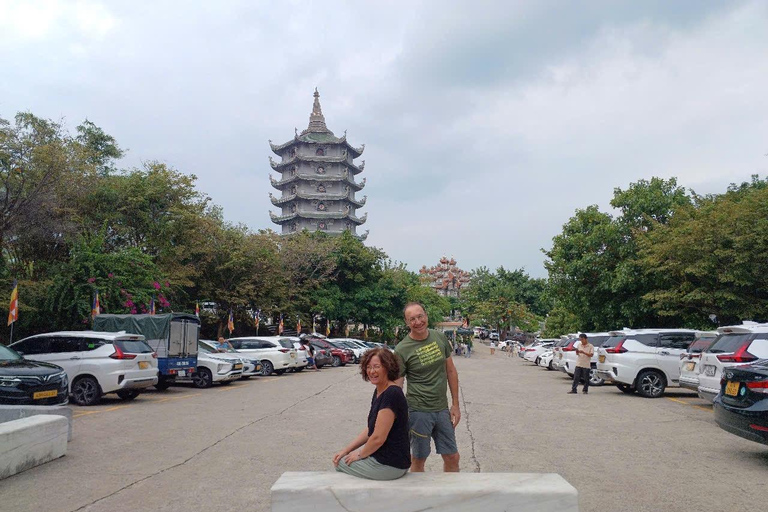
395,329,452,412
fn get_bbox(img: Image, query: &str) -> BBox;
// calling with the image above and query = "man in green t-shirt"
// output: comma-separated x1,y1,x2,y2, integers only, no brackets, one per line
394,302,461,472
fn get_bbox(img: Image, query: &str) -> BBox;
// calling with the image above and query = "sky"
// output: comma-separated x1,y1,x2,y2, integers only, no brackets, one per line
2,0,767,278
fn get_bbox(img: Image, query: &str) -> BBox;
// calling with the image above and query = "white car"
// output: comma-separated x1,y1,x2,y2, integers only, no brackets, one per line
523,341,555,364
697,323,768,403
538,349,555,369
10,331,159,406
228,336,297,376
678,331,718,392
330,338,367,363
595,328,698,398
177,340,243,388
551,337,572,371
206,340,262,378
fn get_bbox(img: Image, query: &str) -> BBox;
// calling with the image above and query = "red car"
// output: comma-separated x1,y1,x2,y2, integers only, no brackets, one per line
308,337,354,367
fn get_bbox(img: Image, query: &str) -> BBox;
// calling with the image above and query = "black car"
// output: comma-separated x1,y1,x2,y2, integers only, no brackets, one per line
713,360,768,446
0,344,69,405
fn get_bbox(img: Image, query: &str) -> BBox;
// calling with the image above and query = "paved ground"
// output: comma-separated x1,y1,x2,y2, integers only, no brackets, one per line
2,342,766,511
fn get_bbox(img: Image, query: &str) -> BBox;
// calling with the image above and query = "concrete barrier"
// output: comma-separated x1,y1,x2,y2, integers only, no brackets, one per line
271,472,579,512
0,405,73,441
0,415,68,480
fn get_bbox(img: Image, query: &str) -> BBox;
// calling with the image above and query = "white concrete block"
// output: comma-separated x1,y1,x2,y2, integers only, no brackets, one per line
0,405,73,441
0,415,68,480
271,472,579,512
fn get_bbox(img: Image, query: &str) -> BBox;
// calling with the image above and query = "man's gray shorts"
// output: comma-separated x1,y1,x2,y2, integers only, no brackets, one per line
408,409,458,459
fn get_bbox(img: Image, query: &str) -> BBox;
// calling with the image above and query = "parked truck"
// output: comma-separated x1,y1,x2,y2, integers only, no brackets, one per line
93,313,199,390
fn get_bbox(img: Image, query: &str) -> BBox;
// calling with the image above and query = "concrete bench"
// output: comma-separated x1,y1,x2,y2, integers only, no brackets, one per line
271,472,578,512
0,404,73,441
0,415,68,480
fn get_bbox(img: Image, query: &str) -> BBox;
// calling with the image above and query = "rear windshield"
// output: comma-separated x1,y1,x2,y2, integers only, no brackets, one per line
115,340,153,353
603,336,625,348
589,336,610,347
688,337,715,354
707,334,754,354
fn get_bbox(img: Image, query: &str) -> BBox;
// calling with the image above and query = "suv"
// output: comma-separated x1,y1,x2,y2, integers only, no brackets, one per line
678,331,718,392
0,344,69,406
10,331,158,406
595,328,697,398
561,332,612,385
698,323,768,403
179,340,243,388
228,336,296,376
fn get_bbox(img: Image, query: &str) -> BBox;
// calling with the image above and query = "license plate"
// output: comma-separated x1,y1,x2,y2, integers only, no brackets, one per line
138,361,149,369
684,362,695,372
291,353,296,358
558,354,562,359
598,355,606,363
234,363,243,370
33,389,58,400
178,370,186,377
725,381,740,396
704,365,716,377
255,365,262,372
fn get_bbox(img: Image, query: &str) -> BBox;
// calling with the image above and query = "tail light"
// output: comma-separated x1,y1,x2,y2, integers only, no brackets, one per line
716,344,757,363
562,346,575,352
152,352,158,359
109,346,137,359
605,340,627,354
278,348,290,353
746,381,768,394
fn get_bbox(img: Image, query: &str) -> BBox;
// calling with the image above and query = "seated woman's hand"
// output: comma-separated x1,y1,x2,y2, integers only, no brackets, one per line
344,450,365,465
332,450,349,467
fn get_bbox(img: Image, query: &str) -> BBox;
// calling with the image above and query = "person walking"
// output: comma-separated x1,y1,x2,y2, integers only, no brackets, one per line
489,339,496,355
333,348,410,480
395,302,461,472
302,337,320,371
465,336,472,358
568,333,594,394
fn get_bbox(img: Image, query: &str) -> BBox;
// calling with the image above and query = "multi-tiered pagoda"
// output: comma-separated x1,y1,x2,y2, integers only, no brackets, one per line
419,257,471,298
268,89,368,239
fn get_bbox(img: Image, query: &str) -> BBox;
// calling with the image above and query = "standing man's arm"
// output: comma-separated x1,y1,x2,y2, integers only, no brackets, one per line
446,357,461,427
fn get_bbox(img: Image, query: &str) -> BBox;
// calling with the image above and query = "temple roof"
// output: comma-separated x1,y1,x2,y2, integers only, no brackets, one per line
269,210,367,224
268,90,364,157
269,154,364,174
270,174,366,191
270,192,367,206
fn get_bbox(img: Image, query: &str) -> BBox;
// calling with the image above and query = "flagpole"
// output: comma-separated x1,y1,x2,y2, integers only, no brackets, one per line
9,322,14,344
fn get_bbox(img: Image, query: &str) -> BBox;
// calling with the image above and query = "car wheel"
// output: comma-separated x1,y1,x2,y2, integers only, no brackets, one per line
636,370,666,398
589,370,605,386
547,360,554,371
534,357,540,365
71,376,102,406
617,383,635,394
261,360,274,376
192,368,213,389
275,369,286,375
116,389,141,401
332,356,341,367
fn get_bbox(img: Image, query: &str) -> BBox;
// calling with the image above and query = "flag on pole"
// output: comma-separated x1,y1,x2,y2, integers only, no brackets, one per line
312,315,316,334
254,309,260,329
91,290,101,320
195,301,200,317
228,309,235,334
326,320,331,337
278,314,284,335
296,316,301,334
345,322,350,337
7,280,18,326
149,297,156,316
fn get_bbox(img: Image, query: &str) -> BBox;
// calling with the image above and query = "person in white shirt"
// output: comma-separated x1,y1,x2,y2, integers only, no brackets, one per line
568,333,594,394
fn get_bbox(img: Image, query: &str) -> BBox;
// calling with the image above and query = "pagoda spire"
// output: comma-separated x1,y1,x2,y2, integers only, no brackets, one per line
307,88,329,133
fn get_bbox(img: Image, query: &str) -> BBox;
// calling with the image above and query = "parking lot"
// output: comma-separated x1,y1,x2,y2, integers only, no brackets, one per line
2,343,766,512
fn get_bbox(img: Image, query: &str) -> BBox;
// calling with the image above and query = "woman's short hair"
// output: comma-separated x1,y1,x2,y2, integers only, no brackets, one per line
359,347,400,382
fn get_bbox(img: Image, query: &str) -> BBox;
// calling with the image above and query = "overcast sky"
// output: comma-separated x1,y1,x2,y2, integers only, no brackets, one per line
2,0,767,278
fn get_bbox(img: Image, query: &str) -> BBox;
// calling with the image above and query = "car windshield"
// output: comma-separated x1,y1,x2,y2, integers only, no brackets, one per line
603,336,626,348
0,344,22,361
706,333,754,354
115,340,153,353
589,336,609,347
199,341,216,353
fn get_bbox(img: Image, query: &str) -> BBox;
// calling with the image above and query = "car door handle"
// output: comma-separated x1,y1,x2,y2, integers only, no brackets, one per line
69,356,81,360
659,351,670,356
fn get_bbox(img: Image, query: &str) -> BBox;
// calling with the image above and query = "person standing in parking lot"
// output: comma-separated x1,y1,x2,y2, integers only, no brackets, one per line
302,338,319,371
568,333,594,394
489,339,496,355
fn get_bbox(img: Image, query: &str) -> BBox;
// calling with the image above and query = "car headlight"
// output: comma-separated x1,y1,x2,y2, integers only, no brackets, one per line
0,377,21,387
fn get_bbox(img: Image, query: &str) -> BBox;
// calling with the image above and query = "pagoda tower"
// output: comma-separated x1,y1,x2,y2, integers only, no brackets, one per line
268,89,368,239
419,257,471,298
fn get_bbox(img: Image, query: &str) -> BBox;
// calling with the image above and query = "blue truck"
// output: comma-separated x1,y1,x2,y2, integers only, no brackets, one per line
93,313,199,390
